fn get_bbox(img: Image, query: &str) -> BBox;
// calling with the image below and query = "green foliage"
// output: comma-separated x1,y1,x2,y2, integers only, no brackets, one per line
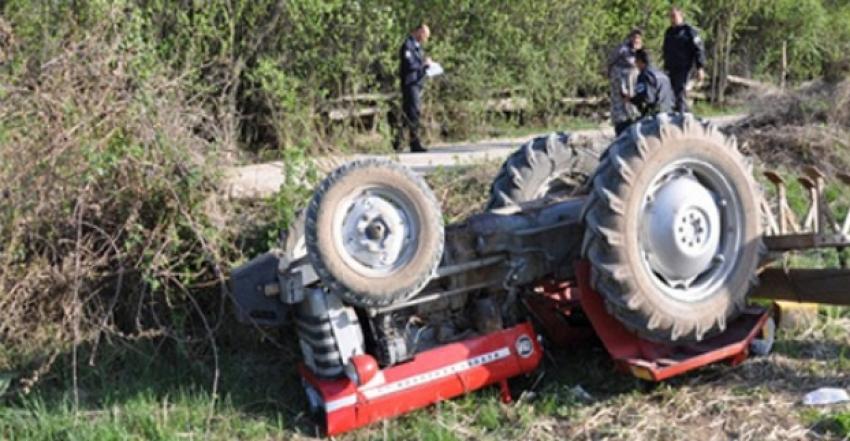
801,408,850,437
4,0,848,150
247,57,316,150
742,0,828,80
0,2,237,378
0,344,294,441
264,148,321,248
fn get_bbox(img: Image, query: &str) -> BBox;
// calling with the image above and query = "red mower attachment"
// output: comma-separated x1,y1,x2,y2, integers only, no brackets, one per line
300,323,543,436
572,261,773,381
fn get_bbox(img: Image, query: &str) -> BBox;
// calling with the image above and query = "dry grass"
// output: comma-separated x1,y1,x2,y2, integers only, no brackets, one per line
730,79,850,174
0,17,13,65
0,17,238,405
424,161,502,223
556,329,849,440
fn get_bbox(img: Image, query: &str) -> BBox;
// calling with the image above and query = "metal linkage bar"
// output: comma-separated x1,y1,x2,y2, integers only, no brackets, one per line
751,268,850,306
366,281,501,316
435,256,505,278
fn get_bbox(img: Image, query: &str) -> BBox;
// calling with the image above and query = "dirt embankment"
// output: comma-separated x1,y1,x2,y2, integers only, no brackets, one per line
728,79,850,174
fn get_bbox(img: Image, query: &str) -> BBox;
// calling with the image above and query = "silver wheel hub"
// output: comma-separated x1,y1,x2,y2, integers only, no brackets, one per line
640,162,741,302
335,188,417,276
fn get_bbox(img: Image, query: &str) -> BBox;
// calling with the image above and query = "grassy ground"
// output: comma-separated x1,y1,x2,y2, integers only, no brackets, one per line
4,157,849,440
2,311,847,440
691,101,747,117
424,162,501,223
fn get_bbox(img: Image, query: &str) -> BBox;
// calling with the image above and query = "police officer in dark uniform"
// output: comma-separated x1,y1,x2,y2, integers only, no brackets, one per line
630,49,674,117
394,24,432,153
662,7,706,112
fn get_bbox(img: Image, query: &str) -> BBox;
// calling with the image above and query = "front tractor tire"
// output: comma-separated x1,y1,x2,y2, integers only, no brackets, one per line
582,114,764,342
305,159,444,308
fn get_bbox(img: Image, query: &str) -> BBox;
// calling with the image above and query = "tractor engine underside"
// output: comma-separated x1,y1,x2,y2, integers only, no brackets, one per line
232,196,585,375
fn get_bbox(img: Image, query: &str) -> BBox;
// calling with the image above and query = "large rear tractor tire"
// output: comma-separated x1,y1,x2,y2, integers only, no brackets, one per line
487,132,599,210
305,159,444,307
582,114,764,342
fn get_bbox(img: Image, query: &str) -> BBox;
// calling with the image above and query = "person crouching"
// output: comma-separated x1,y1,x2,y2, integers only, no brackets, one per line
628,49,674,118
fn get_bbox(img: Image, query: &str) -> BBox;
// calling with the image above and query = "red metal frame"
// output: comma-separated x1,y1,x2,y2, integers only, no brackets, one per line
299,262,773,436
301,323,542,436
523,281,596,346
573,260,771,381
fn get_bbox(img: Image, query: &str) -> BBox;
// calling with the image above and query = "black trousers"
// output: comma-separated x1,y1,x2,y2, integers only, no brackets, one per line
668,68,690,113
394,85,422,151
614,120,633,136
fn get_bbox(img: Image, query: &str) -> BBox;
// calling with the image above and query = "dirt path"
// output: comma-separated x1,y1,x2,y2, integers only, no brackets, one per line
226,114,745,199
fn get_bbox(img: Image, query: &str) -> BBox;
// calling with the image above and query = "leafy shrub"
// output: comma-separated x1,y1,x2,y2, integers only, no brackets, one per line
0,12,234,378
6,0,847,153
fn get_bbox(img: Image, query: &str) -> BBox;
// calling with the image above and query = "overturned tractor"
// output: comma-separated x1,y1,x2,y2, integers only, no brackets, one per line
231,113,849,435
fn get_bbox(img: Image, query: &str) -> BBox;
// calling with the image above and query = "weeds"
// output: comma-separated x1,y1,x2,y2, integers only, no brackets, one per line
0,13,238,412
424,162,501,223
732,79,850,174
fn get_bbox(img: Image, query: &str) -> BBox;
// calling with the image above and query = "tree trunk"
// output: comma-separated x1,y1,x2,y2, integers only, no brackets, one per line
719,13,736,103
711,21,722,102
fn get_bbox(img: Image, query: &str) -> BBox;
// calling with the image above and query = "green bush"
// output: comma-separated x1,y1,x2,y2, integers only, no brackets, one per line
5,0,847,152
0,6,235,375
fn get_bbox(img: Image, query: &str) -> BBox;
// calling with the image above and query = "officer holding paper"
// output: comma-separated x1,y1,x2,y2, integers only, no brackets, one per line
395,24,436,153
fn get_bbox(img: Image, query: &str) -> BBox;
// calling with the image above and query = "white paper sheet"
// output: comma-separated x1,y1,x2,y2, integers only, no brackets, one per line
426,62,444,77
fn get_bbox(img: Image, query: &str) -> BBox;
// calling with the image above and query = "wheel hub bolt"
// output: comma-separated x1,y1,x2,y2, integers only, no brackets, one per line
365,220,387,241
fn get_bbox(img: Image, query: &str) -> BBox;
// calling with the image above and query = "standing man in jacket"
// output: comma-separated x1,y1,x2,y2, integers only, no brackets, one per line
394,23,433,153
662,7,706,112
607,28,643,135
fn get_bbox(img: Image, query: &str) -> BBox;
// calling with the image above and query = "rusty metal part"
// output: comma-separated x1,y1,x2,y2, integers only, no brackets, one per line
762,171,798,235
762,167,850,253
751,268,850,306
762,233,850,251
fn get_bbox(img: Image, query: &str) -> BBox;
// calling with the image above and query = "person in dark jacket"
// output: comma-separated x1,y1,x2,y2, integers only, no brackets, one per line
630,49,674,117
607,28,643,136
662,7,706,112
394,24,433,153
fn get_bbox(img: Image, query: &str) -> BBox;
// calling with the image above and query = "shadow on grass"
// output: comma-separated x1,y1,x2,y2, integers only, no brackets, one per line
4,320,848,440
774,338,850,363
527,331,850,408
0,325,321,440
